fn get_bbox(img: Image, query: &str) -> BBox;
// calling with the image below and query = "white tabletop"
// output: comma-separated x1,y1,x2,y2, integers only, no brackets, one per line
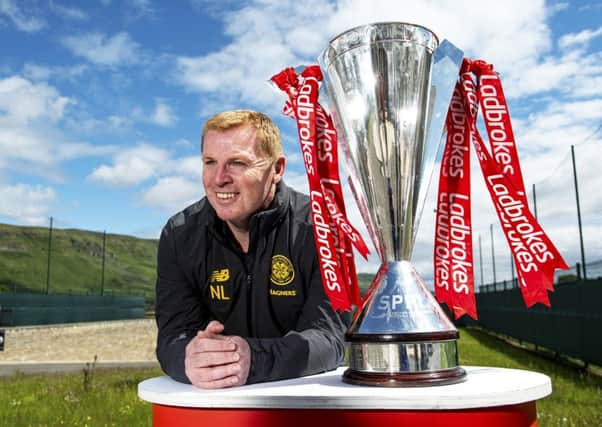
138,366,551,410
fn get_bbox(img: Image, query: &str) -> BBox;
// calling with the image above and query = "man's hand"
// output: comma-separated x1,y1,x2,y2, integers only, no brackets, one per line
184,320,251,389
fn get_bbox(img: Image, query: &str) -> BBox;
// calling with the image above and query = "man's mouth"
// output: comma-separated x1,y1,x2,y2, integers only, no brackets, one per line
216,192,237,200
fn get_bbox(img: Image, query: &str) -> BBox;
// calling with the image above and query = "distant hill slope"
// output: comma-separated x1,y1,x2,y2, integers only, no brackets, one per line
0,222,376,304
0,223,158,300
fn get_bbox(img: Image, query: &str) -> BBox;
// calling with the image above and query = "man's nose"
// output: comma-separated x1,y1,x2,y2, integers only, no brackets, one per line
214,163,232,185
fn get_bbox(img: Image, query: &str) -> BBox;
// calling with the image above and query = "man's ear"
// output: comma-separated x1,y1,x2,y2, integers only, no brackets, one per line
273,156,286,184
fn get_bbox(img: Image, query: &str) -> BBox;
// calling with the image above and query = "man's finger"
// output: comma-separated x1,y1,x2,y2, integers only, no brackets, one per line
193,375,240,390
186,337,236,354
188,350,240,368
189,362,242,384
195,321,226,339
204,320,224,334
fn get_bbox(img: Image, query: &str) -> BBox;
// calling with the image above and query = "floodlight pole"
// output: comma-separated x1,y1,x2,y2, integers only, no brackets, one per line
532,183,538,221
571,145,587,280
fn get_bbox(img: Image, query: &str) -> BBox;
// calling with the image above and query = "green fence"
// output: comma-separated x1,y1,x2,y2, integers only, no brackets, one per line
457,279,602,366
0,293,145,326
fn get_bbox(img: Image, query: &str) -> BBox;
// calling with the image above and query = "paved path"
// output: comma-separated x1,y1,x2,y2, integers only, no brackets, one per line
0,319,159,376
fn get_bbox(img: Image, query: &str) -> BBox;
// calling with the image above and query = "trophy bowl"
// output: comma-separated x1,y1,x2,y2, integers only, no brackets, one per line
318,22,466,386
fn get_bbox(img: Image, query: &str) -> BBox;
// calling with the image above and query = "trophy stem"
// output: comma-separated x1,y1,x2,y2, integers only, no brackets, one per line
343,261,466,387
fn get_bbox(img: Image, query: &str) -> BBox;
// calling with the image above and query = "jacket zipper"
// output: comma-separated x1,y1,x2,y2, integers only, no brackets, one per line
245,270,253,336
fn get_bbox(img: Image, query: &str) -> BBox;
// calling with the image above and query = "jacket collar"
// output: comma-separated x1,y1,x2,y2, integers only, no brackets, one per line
205,181,290,238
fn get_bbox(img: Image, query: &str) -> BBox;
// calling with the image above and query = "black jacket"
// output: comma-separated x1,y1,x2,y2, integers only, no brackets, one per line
155,182,348,384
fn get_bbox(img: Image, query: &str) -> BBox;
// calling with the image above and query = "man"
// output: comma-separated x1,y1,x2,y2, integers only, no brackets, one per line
155,109,348,389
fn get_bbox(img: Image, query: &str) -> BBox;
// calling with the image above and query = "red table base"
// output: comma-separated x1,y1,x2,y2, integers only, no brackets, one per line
153,401,538,427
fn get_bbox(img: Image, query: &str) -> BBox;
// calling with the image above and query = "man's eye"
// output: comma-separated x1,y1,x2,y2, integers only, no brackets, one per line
203,159,216,166
230,160,246,167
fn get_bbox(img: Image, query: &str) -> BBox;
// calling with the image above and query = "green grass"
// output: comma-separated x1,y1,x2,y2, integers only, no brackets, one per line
0,366,163,426
1,329,601,426
460,328,602,426
0,223,157,302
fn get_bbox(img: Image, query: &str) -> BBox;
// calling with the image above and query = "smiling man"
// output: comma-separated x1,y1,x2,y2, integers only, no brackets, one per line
155,110,348,389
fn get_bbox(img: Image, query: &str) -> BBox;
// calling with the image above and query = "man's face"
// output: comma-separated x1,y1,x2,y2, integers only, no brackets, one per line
202,125,285,230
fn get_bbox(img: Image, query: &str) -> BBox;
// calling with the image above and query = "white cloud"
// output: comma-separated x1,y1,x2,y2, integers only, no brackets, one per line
107,115,131,129
0,0,46,32
175,138,196,149
88,144,171,187
0,75,107,176
0,76,73,124
548,2,569,14
559,26,602,50
61,32,142,67
0,122,114,171
86,145,204,212
578,3,602,12
55,142,116,161
0,183,55,225
22,63,88,82
150,100,177,127
22,63,52,80
72,100,180,133
511,98,602,183
97,100,179,130
49,1,88,21
179,155,202,179
142,176,204,213
0,126,56,167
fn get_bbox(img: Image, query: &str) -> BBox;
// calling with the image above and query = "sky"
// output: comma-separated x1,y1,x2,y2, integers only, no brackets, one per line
1,0,601,283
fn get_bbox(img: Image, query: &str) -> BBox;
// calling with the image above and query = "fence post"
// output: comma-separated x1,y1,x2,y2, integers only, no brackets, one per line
45,216,53,294
101,230,106,296
510,256,515,288
479,234,484,288
490,224,497,286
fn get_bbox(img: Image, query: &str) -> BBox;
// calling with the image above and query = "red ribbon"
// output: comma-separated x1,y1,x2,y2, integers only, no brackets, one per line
435,59,569,319
271,66,369,311
434,83,476,320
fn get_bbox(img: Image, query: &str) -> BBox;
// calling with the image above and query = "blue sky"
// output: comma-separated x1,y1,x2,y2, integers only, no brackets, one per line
1,0,601,279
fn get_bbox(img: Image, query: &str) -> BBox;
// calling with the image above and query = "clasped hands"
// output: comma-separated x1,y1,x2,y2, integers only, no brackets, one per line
184,320,251,389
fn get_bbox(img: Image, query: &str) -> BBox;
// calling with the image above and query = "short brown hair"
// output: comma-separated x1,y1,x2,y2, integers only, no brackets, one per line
201,110,282,159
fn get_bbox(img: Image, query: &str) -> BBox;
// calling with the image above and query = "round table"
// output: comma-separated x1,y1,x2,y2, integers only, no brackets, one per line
138,366,551,426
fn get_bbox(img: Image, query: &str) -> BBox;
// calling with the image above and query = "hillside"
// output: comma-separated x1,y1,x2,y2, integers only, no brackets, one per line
0,223,158,300
0,222,376,304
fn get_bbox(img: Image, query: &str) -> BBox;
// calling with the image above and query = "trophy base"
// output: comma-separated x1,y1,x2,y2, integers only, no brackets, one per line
343,334,466,387
342,366,466,387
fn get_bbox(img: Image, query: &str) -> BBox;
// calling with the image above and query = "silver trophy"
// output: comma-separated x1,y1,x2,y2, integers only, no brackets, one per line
319,22,466,386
